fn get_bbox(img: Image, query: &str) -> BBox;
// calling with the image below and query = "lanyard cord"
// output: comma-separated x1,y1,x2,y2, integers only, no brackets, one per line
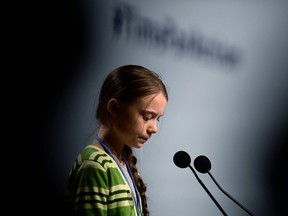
95,135,142,216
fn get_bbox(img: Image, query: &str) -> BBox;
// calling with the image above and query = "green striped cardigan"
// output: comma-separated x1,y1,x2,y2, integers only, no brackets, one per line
66,145,142,216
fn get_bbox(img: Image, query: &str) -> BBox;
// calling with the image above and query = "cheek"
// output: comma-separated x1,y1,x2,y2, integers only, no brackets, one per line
133,118,145,131
124,116,145,134
116,111,139,130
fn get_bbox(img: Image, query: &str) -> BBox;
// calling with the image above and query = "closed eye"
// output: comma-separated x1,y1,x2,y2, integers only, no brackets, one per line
143,114,153,121
141,110,163,122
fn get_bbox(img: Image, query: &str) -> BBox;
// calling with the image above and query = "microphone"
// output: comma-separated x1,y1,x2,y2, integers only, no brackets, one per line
173,151,228,216
194,155,255,216
173,150,191,168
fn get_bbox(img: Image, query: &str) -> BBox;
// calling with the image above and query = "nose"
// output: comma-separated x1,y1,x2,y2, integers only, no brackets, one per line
147,120,158,134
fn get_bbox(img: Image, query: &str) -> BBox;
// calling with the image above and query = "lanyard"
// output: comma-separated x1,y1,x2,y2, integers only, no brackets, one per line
95,135,142,216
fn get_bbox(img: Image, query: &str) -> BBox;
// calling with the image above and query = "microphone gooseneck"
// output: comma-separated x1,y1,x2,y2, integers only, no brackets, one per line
193,155,255,216
173,151,228,216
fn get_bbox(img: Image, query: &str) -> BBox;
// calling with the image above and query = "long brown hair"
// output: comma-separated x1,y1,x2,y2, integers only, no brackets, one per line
96,65,168,215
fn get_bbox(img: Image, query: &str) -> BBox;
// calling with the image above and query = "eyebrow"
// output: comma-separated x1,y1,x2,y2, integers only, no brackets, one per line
141,110,164,117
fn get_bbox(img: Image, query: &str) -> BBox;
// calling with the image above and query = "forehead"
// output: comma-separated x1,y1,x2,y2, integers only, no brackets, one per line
137,93,167,115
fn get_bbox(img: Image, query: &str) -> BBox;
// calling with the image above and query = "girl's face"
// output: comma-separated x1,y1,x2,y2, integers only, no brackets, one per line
113,92,167,148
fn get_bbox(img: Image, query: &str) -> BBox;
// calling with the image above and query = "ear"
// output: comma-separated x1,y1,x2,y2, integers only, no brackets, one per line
107,98,120,117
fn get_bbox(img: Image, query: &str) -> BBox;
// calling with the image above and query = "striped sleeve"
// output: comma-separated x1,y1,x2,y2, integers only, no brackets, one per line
66,145,138,216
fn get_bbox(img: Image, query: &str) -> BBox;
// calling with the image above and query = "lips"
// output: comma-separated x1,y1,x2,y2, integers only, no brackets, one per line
138,136,148,142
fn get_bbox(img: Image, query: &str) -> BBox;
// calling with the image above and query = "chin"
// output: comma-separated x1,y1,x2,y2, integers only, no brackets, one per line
134,143,144,148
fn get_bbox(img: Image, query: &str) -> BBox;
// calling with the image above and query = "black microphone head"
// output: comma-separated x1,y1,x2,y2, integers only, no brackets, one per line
194,155,211,173
173,151,191,168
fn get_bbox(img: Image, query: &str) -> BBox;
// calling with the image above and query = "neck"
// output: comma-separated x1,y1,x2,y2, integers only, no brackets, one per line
97,126,125,163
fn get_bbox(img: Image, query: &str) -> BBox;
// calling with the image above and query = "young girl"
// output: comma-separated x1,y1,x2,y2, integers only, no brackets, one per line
66,65,168,216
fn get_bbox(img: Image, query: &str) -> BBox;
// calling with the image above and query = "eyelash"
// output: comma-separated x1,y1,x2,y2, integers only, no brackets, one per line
143,115,152,121
143,115,161,122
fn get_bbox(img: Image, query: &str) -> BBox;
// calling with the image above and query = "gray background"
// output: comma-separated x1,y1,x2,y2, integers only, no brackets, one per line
40,1,288,215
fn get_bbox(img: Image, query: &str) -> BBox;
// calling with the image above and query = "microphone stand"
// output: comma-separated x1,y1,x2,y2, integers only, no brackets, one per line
207,171,255,216
188,165,228,216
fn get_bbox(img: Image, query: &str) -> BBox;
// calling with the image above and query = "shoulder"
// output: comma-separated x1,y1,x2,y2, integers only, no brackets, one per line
80,145,106,160
76,145,117,170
